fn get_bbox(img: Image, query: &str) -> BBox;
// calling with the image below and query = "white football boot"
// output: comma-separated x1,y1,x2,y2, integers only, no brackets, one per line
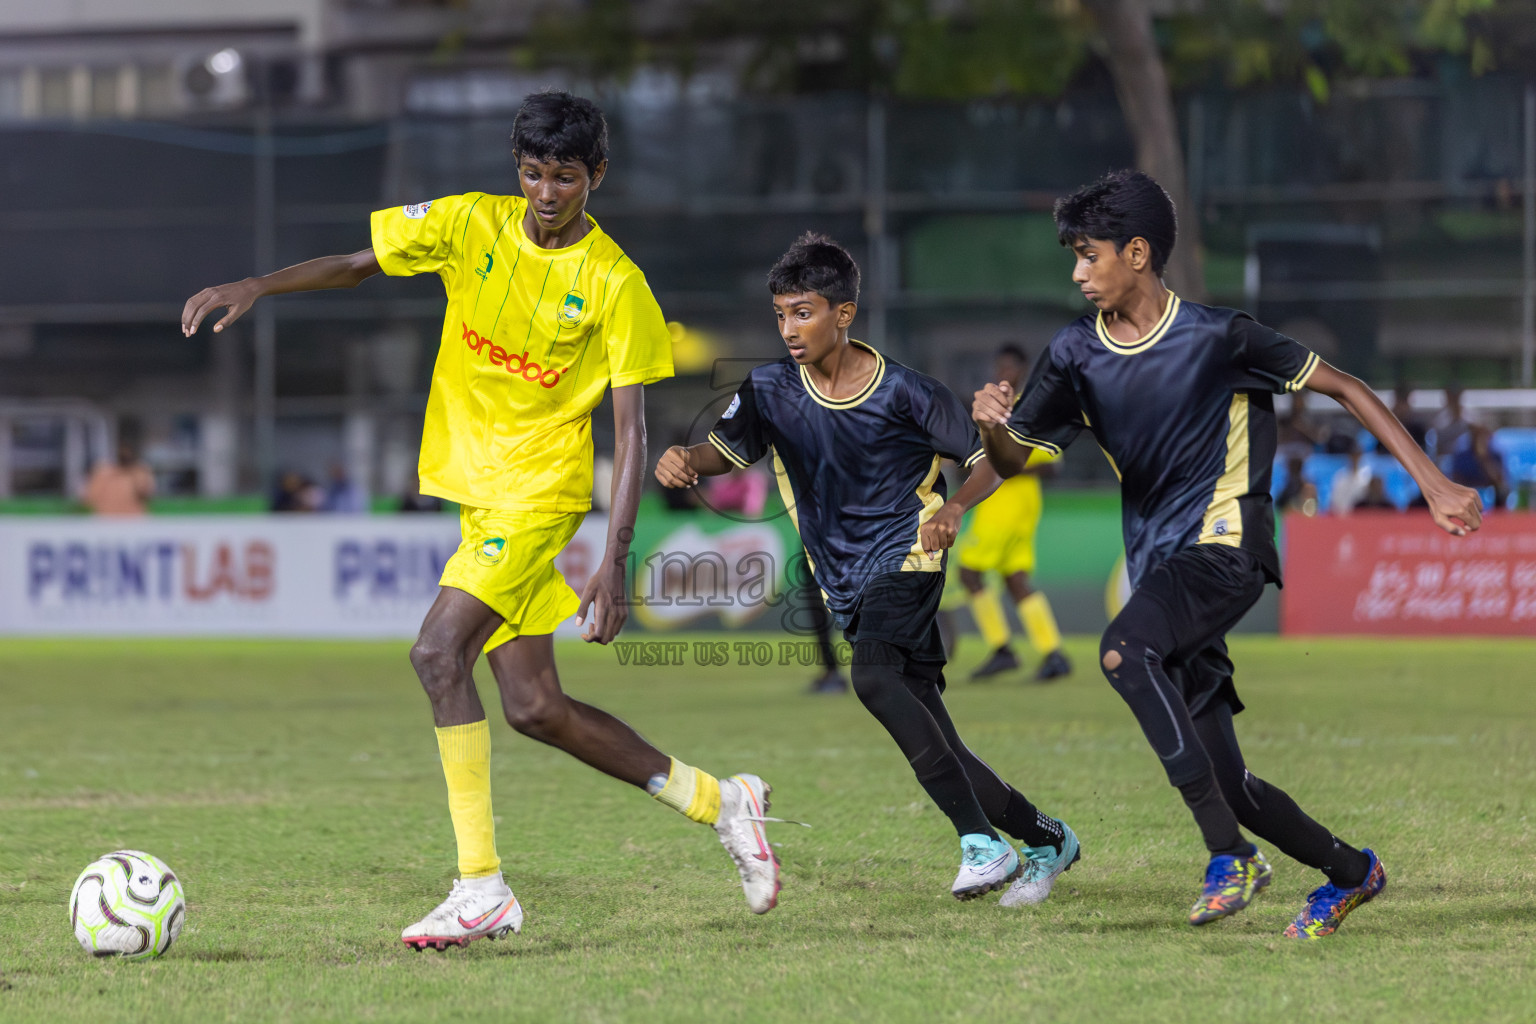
951,834,1022,900
714,774,781,914
999,822,1081,907
401,876,523,950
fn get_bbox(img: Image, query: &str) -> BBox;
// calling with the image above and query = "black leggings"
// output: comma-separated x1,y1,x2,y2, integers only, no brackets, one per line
850,639,1046,843
1194,702,1369,885
1099,546,1369,885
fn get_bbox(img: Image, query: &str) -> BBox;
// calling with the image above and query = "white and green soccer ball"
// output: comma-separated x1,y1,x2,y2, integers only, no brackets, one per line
69,851,185,959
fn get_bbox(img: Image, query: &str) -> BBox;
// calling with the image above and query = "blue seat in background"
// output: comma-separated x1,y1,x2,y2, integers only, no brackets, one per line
1272,452,1424,511
1302,453,1348,511
1494,427,1536,486
1363,454,1421,509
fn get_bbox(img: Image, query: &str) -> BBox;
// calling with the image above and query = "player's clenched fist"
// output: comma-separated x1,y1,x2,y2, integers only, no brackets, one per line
1425,480,1484,537
654,445,699,488
972,381,1015,427
918,503,963,558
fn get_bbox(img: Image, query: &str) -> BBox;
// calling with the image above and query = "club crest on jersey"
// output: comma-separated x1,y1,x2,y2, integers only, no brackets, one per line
1212,518,1230,536
403,200,433,219
475,248,494,280
557,289,586,328
475,537,506,566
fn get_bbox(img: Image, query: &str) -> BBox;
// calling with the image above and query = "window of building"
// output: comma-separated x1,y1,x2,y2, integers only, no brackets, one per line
38,68,71,118
90,66,119,118
139,64,176,116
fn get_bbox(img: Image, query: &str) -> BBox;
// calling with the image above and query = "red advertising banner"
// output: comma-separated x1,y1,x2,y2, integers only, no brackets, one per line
1281,512,1536,635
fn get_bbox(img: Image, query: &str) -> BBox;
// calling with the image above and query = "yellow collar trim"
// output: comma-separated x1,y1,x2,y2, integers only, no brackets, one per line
1095,293,1181,355
799,340,886,409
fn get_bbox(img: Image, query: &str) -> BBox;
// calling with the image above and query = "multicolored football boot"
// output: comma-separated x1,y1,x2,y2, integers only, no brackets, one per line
1188,847,1273,925
1283,848,1386,939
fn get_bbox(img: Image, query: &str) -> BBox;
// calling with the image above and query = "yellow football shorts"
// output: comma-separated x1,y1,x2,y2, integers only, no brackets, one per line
956,476,1043,576
439,506,585,651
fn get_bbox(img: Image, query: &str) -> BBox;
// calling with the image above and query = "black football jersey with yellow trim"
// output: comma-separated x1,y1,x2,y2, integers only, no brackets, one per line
1006,296,1318,588
708,341,985,624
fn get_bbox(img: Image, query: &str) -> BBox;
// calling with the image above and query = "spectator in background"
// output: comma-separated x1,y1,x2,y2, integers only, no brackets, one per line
1431,386,1473,458
1391,385,1429,452
324,462,368,513
83,441,154,516
1355,477,1397,511
1278,391,1326,461
1329,437,1373,516
1275,453,1318,515
399,470,444,513
1449,424,1508,510
272,471,322,513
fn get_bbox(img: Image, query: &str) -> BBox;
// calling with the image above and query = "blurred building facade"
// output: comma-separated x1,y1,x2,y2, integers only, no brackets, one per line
0,1,1532,502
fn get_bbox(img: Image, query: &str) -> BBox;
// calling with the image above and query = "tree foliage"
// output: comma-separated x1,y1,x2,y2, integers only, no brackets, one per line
521,0,1529,102
1161,0,1520,102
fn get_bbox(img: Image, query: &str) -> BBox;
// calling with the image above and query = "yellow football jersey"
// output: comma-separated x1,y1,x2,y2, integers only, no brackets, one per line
371,193,674,512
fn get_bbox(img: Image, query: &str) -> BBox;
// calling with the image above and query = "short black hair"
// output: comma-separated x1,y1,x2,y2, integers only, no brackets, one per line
767,232,860,307
510,91,608,176
1054,169,1177,276
996,343,1028,363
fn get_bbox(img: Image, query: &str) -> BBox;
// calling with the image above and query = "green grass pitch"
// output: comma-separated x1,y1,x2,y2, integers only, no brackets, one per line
1,635,1532,1022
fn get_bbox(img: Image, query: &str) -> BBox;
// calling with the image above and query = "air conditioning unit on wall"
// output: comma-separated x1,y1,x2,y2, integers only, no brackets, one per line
176,48,249,110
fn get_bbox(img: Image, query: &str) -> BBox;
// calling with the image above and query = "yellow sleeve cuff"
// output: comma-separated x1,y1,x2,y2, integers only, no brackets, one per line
708,432,752,468
1002,427,1062,457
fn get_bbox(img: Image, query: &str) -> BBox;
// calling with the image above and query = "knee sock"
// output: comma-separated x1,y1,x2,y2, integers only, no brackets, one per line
852,646,996,840
907,679,1064,851
967,589,1012,651
1018,592,1063,655
810,600,840,671
436,721,500,879
1177,769,1253,858
1194,706,1370,887
994,788,1065,851
647,757,721,825
914,759,997,840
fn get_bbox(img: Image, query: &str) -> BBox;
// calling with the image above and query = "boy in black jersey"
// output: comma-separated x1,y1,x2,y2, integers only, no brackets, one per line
656,233,1080,904
974,170,1483,938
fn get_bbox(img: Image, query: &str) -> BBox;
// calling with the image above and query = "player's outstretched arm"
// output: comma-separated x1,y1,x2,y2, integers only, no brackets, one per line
1305,361,1483,536
653,443,734,488
918,457,1002,557
972,382,1031,478
579,384,648,645
181,248,382,336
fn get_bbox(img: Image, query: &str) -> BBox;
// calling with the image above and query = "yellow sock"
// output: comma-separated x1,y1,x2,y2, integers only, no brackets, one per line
435,721,500,879
1019,592,1064,655
968,588,1012,650
652,757,721,825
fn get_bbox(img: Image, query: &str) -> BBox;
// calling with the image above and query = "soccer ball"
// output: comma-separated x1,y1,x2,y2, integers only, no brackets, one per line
69,851,185,959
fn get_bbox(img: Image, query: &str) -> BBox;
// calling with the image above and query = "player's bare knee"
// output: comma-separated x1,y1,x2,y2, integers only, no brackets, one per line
503,690,565,737
409,635,464,695
1102,649,1122,672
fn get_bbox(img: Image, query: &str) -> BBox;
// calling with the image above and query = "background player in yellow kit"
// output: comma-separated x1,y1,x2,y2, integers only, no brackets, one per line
955,345,1072,683
180,92,780,948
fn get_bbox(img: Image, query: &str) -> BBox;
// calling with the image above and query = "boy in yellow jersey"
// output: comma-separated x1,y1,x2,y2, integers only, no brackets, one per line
180,92,780,947
956,345,1072,683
